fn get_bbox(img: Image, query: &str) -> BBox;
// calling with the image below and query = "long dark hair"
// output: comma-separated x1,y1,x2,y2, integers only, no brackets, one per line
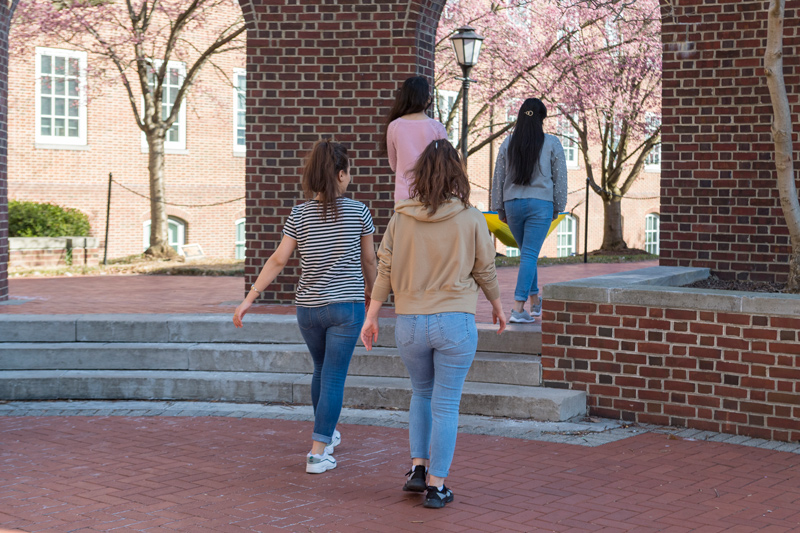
508,98,547,186
382,76,432,152
301,140,349,221
409,139,471,214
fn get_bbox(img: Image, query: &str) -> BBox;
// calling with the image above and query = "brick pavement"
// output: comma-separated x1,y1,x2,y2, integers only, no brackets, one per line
1,410,799,532
1,261,658,323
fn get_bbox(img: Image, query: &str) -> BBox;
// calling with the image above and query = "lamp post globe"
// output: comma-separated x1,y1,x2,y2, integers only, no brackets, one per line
449,25,484,167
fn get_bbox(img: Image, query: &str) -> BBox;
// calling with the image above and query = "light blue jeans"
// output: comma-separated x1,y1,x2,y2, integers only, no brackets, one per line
296,302,364,444
395,312,478,479
504,197,554,302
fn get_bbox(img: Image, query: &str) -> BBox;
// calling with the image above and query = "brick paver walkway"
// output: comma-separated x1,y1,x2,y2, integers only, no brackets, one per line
2,261,658,323
1,413,799,532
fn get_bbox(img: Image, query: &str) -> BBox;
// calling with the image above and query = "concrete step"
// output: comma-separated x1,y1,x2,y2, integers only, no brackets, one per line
0,343,541,387
0,371,584,421
0,314,542,355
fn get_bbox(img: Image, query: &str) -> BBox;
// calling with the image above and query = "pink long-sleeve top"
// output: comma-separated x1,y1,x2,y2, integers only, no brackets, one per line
387,117,449,202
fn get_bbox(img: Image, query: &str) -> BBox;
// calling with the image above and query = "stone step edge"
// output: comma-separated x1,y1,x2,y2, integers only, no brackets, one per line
0,343,542,387
0,371,584,421
0,314,542,355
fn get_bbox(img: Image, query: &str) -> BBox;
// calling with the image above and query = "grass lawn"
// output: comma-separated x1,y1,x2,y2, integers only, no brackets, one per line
10,255,245,278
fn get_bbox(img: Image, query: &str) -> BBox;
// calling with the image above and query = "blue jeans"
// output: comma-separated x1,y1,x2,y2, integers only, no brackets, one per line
504,198,554,302
296,302,364,444
395,312,478,479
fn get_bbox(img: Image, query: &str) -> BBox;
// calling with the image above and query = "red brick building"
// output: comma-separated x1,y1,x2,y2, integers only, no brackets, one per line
7,2,247,262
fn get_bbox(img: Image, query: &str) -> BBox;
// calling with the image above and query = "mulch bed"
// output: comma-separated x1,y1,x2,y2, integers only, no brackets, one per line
684,275,787,294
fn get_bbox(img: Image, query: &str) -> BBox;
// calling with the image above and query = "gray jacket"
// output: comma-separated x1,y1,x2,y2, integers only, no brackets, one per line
491,134,568,217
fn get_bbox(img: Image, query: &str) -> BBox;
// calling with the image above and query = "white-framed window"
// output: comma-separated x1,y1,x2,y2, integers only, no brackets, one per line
645,144,661,171
644,113,661,172
552,114,579,168
506,246,520,258
233,68,246,153
141,60,187,151
143,217,186,252
645,213,660,255
235,217,246,259
435,89,459,146
556,214,577,257
35,47,88,146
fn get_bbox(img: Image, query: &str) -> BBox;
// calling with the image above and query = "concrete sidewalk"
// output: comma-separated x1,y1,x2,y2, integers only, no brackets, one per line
2,261,658,323
1,401,799,533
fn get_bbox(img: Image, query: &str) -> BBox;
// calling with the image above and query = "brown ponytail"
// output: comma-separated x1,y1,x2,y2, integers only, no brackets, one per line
302,140,349,220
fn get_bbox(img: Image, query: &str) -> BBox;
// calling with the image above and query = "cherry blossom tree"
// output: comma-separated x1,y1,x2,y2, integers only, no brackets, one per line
12,0,245,257
547,0,662,251
435,0,661,251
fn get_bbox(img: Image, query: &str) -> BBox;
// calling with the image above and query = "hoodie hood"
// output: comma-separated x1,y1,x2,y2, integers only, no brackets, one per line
394,198,468,222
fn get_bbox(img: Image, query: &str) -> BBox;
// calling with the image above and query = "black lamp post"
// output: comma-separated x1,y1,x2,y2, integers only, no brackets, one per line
449,25,484,166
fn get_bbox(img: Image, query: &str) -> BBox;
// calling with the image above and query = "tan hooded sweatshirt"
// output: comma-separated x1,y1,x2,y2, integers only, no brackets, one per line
371,198,501,315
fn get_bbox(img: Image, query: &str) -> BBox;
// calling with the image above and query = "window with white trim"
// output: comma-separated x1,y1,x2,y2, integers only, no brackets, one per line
505,246,520,258
435,89,459,146
143,217,186,252
233,69,246,153
35,47,87,146
644,113,661,172
645,213,660,255
235,218,246,259
142,61,187,151
552,114,579,168
556,214,577,257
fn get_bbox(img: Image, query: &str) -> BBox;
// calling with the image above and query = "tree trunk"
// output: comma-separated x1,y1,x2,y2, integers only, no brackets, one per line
601,197,628,251
144,132,175,258
765,0,800,293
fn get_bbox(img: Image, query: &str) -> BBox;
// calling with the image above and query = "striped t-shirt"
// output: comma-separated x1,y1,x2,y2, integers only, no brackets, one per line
283,197,375,307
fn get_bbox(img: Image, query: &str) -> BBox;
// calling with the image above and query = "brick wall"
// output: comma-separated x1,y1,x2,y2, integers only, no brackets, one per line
10,247,100,269
542,299,800,443
242,0,446,302
0,2,13,302
660,0,798,283
7,1,246,260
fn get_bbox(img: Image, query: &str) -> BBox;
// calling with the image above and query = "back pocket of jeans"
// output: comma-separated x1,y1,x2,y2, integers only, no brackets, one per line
395,316,417,347
437,313,472,346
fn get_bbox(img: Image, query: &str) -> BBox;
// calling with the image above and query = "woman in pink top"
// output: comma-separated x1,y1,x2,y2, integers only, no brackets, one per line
383,76,449,202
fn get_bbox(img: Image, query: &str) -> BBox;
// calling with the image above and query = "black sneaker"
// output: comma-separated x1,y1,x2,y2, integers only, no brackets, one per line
423,485,454,509
402,465,427,492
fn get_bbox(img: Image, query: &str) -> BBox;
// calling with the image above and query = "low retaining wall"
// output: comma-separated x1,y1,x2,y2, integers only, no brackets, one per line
10,237,100,269
542,266,800,443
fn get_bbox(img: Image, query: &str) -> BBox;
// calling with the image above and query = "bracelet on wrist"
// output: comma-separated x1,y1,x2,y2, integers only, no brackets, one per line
250,285,262,297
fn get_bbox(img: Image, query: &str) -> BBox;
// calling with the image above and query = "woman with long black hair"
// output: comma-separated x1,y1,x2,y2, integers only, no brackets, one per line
383,76,449,202
491,98,568,324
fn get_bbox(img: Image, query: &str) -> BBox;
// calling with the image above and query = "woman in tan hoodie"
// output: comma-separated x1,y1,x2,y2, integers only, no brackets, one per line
361,139,506,509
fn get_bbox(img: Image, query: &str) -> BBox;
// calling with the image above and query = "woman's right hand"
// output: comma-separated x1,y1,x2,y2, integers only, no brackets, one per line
233,300,252,328
360,317,380,351
489,298,507,334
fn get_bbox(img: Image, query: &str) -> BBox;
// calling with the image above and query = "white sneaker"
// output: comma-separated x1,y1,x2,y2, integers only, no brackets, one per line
531,300,542,317
324,429,341,455
306,452,337,474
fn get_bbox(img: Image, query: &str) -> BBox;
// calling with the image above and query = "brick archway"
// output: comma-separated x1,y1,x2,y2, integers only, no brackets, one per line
0,0,447,303
238,0,447,302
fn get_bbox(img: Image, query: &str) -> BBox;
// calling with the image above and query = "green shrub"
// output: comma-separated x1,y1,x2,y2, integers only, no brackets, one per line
9,200,91,238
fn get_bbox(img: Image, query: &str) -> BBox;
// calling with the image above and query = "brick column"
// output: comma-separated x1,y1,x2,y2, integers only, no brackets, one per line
241,0,445,302
0,2,16,302
660,0,798,284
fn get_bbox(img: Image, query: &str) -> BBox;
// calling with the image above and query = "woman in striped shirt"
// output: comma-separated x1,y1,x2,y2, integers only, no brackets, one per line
233,140,377,474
